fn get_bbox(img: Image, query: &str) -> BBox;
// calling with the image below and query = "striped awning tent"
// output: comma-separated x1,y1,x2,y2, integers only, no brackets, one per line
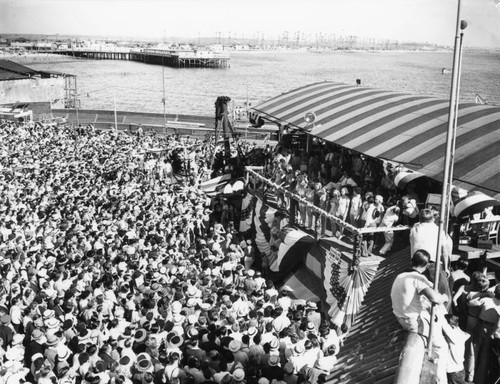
249,81,500,200
394,170,426,189
451,185,500,217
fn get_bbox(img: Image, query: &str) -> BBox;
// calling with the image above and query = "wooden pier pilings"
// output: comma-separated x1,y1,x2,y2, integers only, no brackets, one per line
50,50,230,69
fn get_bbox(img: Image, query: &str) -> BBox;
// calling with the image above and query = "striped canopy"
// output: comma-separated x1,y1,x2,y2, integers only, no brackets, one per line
249,81,500,200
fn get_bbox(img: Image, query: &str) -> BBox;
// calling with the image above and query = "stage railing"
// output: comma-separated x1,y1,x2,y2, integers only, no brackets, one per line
245,167,411,269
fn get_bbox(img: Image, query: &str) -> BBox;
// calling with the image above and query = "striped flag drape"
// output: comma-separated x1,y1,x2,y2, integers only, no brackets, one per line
198,174,232,196
283,267,322,303
253,196,277,256
264,187,280,210
269,227,315,277
284,237,382,327
239,193,257,233
319,237,383,327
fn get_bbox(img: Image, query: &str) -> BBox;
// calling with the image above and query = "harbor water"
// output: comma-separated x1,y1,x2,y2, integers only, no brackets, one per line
26,50,500,116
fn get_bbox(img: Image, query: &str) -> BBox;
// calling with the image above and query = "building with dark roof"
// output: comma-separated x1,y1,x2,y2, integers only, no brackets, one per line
0,59,73,118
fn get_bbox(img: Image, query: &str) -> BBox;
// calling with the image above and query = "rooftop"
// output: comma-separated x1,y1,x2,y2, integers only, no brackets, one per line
0,59,67,81
327,246,411,384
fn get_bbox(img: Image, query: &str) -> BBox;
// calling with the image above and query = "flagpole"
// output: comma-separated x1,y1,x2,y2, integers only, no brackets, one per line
427,0,463,357
162,65,167,134
443,21,467,230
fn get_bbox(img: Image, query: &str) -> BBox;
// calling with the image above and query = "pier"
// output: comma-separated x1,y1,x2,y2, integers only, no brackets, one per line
49,48,230,68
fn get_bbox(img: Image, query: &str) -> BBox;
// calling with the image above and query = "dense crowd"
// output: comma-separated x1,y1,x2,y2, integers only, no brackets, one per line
0,121,344,384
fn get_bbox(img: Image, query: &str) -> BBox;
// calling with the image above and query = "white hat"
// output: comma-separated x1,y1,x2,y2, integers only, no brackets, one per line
171,301,182,314
247,327,257,337
228,340,242,353
280,285,294,293
43,309,55,319
5,347,24,362
12,334,24,346
306,301,318,310
232,368,245,382
45,318,61,330
186,286,197,298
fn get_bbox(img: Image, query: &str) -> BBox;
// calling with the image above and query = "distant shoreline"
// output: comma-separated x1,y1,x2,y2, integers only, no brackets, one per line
0,52,81,65
1,49,453,65
2,47,496,67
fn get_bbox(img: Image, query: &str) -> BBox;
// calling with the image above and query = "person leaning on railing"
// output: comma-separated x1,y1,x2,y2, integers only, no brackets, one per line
390,249,448,335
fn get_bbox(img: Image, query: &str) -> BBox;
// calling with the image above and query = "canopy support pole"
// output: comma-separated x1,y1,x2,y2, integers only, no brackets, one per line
427,0,463,358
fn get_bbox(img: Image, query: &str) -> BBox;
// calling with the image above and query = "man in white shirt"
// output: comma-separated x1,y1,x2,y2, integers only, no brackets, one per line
410,209,452,301
391,249,448,335
378,205,400,256
445,315,470,384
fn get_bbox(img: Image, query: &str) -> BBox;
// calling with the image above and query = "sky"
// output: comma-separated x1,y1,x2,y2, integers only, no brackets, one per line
1,0,500,48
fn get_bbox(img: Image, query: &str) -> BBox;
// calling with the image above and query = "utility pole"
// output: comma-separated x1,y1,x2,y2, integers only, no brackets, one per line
74,76,79,127
162,65,167,132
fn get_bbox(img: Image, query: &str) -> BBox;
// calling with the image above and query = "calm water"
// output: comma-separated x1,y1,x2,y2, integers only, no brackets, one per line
28,50,500,116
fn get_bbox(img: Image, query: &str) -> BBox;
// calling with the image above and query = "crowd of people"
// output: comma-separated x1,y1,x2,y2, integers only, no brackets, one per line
0,121,346,384
391,208,500,384
1,118,498,384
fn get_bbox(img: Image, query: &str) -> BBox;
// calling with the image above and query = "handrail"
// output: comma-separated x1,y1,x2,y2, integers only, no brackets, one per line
393,332,426,384
245,167,411,235
245,167,361,235
469,216,500,225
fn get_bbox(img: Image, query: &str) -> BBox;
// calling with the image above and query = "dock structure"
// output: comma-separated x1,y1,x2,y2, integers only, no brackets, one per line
49,48,230,69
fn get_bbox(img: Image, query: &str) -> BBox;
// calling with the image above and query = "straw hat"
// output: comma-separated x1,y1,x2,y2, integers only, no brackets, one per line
293,344,304,356
5,347,24,362
268,355,280,367
43,309,55,319
269,338,279,351
232,368,245,382
46,334,60,347
172,313,185,326
247,327,257,338
186,285,197,298
136,358,152,372
171,301,182,314
45,318,61,330
228,340,242,353
166,332,183,348
12,334,24,346
134,329,147,343
31,329,44,342
306,301,318,310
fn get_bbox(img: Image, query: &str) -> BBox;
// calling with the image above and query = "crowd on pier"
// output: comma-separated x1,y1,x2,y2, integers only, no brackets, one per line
0,121,347,384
